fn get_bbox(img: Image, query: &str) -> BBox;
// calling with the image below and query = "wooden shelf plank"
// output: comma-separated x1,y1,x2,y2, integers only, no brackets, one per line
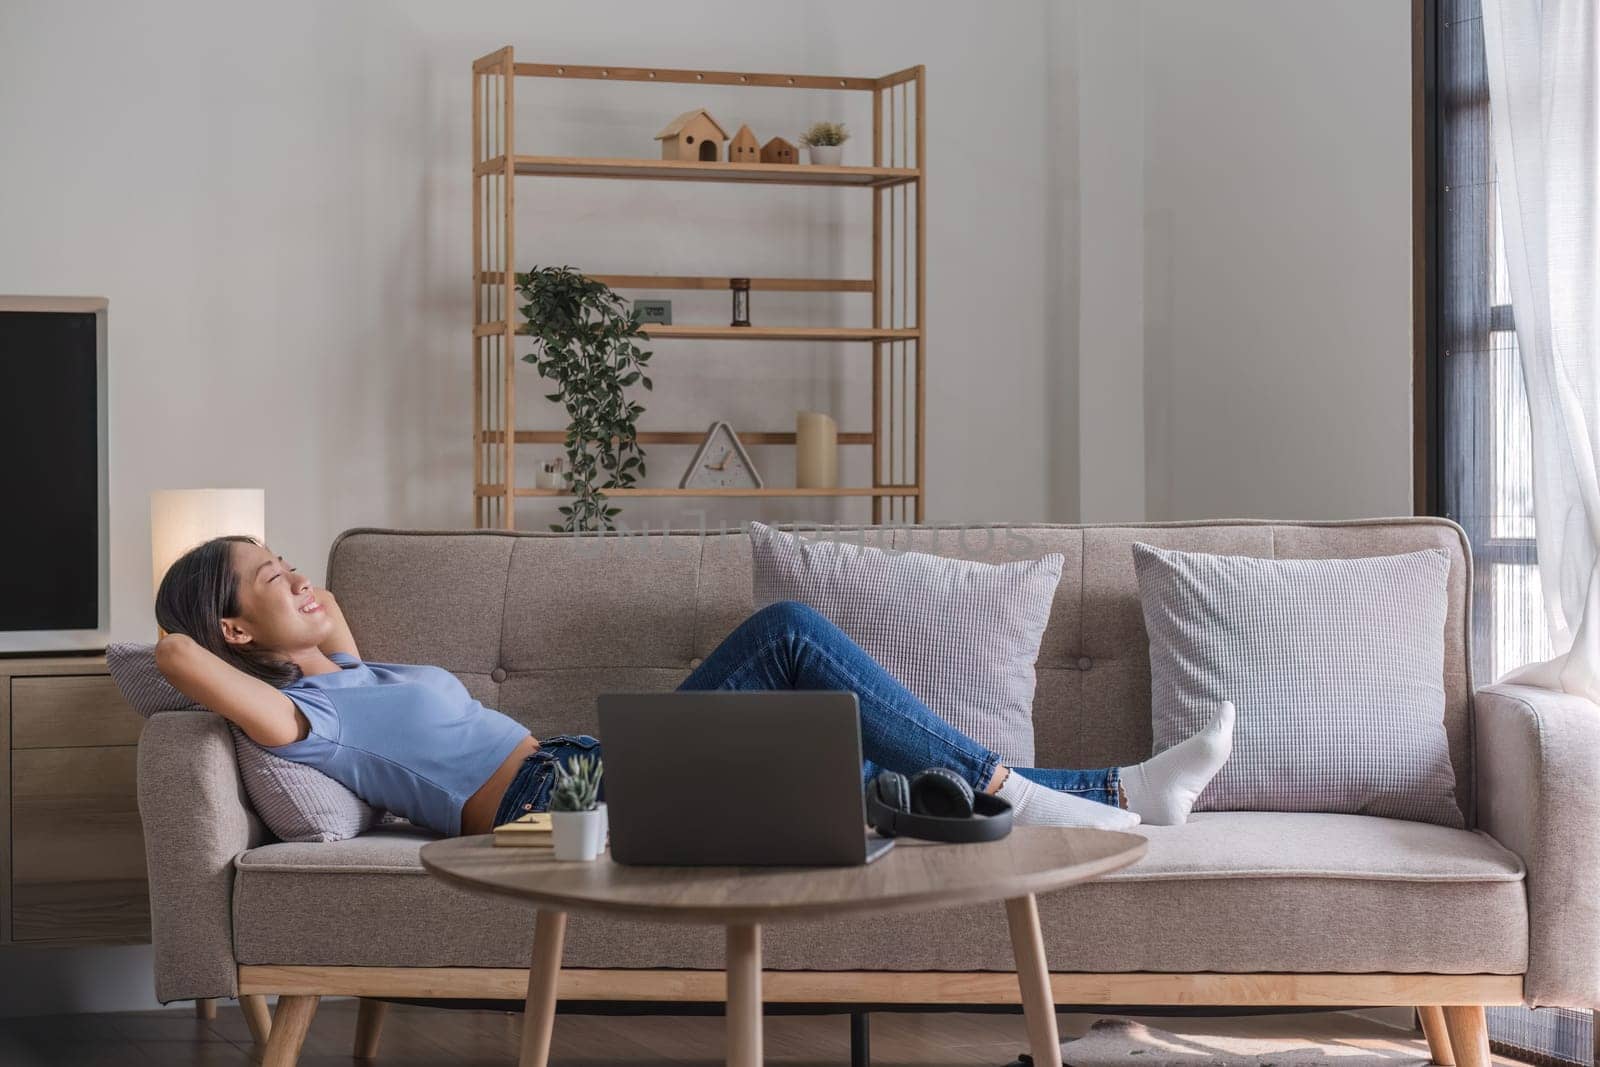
512,62,880,92
477,485,920,499
638,325,919,342
482,430,874,445
503,323,915,342
477,272,874,293
476,155,919,188
598,275,875,293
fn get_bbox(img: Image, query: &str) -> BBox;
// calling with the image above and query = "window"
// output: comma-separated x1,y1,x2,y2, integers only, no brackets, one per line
1429,5,1568,1060
1433,0,1549,688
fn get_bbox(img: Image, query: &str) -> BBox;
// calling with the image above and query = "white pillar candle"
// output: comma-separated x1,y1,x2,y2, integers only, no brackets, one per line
795,411,838,488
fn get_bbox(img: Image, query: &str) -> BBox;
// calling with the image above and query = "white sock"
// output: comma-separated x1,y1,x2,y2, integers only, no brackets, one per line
996,771,1141,830
1119,700,1236,826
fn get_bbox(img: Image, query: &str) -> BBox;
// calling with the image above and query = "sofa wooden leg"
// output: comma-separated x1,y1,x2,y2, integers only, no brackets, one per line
1441,1006,1489,1067
1418,1006,1455,1065
241,994,273,1046
261,994,319,1067
354,998,388,1059
194,998,216,1020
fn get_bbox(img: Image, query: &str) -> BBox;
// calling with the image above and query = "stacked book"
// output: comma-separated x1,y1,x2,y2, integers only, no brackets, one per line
492,811,553,848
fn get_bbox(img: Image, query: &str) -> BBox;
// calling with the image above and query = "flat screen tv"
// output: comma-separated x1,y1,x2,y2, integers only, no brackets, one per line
0,297,110,654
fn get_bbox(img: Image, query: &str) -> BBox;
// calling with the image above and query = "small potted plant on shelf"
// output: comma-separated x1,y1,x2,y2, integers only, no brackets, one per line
798,121,849,166
549,754,606,861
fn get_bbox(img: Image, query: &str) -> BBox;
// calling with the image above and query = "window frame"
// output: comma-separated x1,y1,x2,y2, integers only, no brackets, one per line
1419,2,1578,1060
1419,0,1534,679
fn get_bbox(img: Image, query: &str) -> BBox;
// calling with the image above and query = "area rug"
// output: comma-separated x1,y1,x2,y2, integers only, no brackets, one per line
1004,1018,1431,1066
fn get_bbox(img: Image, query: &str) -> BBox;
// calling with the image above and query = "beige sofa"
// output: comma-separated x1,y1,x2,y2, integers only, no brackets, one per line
136,520,1600,1065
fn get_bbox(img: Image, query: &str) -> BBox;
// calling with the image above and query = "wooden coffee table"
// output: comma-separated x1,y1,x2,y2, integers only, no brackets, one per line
420,826,1146,1067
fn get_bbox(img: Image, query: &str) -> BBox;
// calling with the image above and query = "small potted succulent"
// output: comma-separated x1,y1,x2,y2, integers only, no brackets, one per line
549,754,607,861
799,121,849,166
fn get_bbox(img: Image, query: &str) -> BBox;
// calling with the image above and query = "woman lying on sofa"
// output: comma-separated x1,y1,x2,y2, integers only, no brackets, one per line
153,535,1236,839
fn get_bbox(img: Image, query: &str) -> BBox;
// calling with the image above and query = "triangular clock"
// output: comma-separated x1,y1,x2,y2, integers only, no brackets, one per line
679,420,764,489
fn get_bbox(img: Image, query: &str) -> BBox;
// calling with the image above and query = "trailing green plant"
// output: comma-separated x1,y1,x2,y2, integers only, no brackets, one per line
798,121,849,147
516,265,653,532
550,754,603,813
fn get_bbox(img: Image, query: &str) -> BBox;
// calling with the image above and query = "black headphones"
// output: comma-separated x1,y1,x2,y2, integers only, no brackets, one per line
864,768,1013,843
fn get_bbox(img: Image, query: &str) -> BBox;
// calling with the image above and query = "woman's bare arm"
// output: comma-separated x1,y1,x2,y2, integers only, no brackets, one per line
313,587,361,660
154,633,307,747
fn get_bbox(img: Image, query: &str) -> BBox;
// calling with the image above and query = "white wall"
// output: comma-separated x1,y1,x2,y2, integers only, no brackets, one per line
0,0,1065,1017
0,0,1063,651
0,0,1413,1017
1061,0,1415,526
1075,0,1148,523
1141,0,1414,520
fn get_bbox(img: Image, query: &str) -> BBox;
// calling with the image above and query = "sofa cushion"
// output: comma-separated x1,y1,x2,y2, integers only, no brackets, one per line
1131,543,1463,827
108,640,390,842
231,814,1526,975
747,521,1063,766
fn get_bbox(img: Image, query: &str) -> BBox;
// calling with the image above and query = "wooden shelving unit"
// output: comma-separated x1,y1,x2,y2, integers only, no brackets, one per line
471,47,925,529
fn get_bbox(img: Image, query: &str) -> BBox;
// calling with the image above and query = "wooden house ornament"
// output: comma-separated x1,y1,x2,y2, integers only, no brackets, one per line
655,108,728,162
760,136,798,165
729,124,761,163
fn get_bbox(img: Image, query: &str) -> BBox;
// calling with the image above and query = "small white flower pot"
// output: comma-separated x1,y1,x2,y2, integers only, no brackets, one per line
806,144,843,166
533,463,566,490
551,803,607,861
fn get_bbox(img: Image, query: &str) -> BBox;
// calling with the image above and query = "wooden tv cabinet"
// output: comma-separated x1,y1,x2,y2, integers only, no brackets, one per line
0,653,150,947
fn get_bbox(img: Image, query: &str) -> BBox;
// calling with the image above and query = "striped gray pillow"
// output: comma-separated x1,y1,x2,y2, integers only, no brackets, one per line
748,522,1063,767
1131,544,1463,827
107,642,384,842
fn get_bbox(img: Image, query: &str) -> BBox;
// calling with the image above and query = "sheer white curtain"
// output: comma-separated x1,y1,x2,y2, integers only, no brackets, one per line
1484,0,1600,701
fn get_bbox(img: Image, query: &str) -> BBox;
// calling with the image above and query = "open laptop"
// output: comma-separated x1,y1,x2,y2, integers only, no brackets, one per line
597,691,896,866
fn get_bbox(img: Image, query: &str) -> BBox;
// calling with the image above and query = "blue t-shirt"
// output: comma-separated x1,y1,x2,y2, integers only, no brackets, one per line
263,652,531,837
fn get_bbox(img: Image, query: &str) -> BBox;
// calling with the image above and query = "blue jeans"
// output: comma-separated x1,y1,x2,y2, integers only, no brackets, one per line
491,734,604,827
492,600,1120,822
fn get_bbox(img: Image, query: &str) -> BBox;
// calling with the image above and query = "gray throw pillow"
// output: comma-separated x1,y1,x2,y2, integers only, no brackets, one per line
748,522,1063,767
1130,543,1463,827
106,642,387,842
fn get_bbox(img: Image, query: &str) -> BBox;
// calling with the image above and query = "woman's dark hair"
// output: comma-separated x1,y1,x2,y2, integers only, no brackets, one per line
154,535,303,688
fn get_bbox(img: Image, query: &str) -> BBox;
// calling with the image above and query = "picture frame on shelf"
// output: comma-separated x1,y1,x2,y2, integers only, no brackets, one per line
632,299,672,325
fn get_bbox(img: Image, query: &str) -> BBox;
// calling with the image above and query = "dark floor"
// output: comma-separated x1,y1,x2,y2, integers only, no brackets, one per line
0,999,1520,1066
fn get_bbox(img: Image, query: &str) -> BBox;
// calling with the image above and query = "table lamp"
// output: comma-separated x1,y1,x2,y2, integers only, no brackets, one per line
151,490,266,634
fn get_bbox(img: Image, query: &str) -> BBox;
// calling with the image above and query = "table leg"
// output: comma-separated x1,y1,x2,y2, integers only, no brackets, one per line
1005,894,1062,1067
851,1010,871,1067
519,909,568,1067
726,922,763,1067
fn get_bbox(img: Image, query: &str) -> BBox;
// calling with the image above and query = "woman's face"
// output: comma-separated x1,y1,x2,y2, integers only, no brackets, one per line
221,541,332,653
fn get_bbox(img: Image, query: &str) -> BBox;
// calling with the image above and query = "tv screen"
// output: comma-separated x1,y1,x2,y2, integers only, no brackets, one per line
0,298,109,651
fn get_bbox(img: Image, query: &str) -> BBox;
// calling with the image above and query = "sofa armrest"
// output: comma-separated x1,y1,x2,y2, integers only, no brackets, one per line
136,709,267,1005
1476,683,1600,1009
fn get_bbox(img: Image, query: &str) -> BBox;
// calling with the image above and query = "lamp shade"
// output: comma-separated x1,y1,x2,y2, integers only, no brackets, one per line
151,489,266,600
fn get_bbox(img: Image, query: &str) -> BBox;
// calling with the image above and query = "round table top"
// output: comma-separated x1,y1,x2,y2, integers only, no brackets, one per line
419,826,1147,925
